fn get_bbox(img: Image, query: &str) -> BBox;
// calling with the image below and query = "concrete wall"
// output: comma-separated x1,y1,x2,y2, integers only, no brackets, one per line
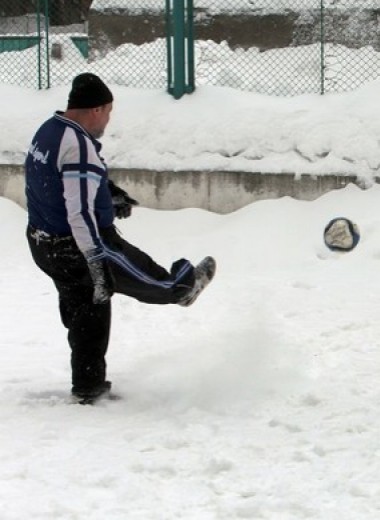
1,164,367,214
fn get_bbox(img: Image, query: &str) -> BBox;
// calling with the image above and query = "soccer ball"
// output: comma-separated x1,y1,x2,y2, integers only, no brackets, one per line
323,217,360,252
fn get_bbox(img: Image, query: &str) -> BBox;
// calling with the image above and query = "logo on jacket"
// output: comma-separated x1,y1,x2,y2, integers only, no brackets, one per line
29,142,50,164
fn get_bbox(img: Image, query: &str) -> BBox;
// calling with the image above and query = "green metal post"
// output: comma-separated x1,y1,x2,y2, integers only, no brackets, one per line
186,0,195,94
37,0,42,89
166,0,173,94
166,0,195,99
44,0,50,88
320,0,325,95
173,0,185,99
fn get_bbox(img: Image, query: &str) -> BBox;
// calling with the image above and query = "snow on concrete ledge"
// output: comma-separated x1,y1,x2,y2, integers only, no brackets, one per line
0,163,373,214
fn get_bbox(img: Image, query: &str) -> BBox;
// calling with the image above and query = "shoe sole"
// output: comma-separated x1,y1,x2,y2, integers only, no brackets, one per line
72,382,116,405
178,256,216,307
73,391,121,406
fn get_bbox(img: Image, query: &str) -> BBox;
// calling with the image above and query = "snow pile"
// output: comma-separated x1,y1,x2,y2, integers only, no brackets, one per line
1,79,380,180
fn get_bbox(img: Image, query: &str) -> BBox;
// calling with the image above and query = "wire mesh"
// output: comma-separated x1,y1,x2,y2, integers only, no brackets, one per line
0,0,378,95
77,0,167,89
0,0,167,89
321,1,380,93
0,2,43,89
193,0,380,95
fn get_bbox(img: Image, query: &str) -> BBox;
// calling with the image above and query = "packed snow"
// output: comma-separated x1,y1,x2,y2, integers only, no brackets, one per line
2,182,380,519
1,78,380,180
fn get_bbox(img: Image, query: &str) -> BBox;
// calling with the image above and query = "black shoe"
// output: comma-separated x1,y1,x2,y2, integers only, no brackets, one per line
72,381,112,405
178,256,216,307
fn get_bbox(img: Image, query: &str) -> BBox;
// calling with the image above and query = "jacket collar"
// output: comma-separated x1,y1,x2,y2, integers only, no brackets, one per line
54,111,102,152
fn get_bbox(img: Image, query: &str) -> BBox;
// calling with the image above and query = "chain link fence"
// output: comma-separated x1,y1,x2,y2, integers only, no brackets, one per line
0,0,167,89
320,1,380,94
0,0,379,95
193,0,380,95
87,0,167,88
0,1,88,89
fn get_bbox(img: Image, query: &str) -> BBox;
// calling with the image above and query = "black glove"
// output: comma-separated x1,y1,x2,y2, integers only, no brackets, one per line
108,180,139,219
86,259,113,304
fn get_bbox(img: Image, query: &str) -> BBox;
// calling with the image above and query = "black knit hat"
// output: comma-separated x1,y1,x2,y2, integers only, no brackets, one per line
67,73,113,109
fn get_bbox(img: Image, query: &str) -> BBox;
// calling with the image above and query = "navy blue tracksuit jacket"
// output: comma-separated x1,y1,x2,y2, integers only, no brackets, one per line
25,111,112,258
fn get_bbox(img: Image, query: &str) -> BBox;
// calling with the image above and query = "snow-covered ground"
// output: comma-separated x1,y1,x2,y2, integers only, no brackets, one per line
2,182,380,519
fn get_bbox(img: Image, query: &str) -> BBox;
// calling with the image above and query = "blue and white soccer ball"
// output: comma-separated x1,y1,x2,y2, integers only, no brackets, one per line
323,217,360,252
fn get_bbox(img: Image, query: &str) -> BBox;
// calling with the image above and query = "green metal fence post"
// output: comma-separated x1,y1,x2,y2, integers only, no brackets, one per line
186,0,195,94
36,0,42,89
166,0,173,94
44,0,50,89
320,0,325,95
173,0,185,99
166,0,195,99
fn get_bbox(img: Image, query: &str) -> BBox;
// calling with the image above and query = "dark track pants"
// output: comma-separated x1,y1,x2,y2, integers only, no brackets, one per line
27,225,195,391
